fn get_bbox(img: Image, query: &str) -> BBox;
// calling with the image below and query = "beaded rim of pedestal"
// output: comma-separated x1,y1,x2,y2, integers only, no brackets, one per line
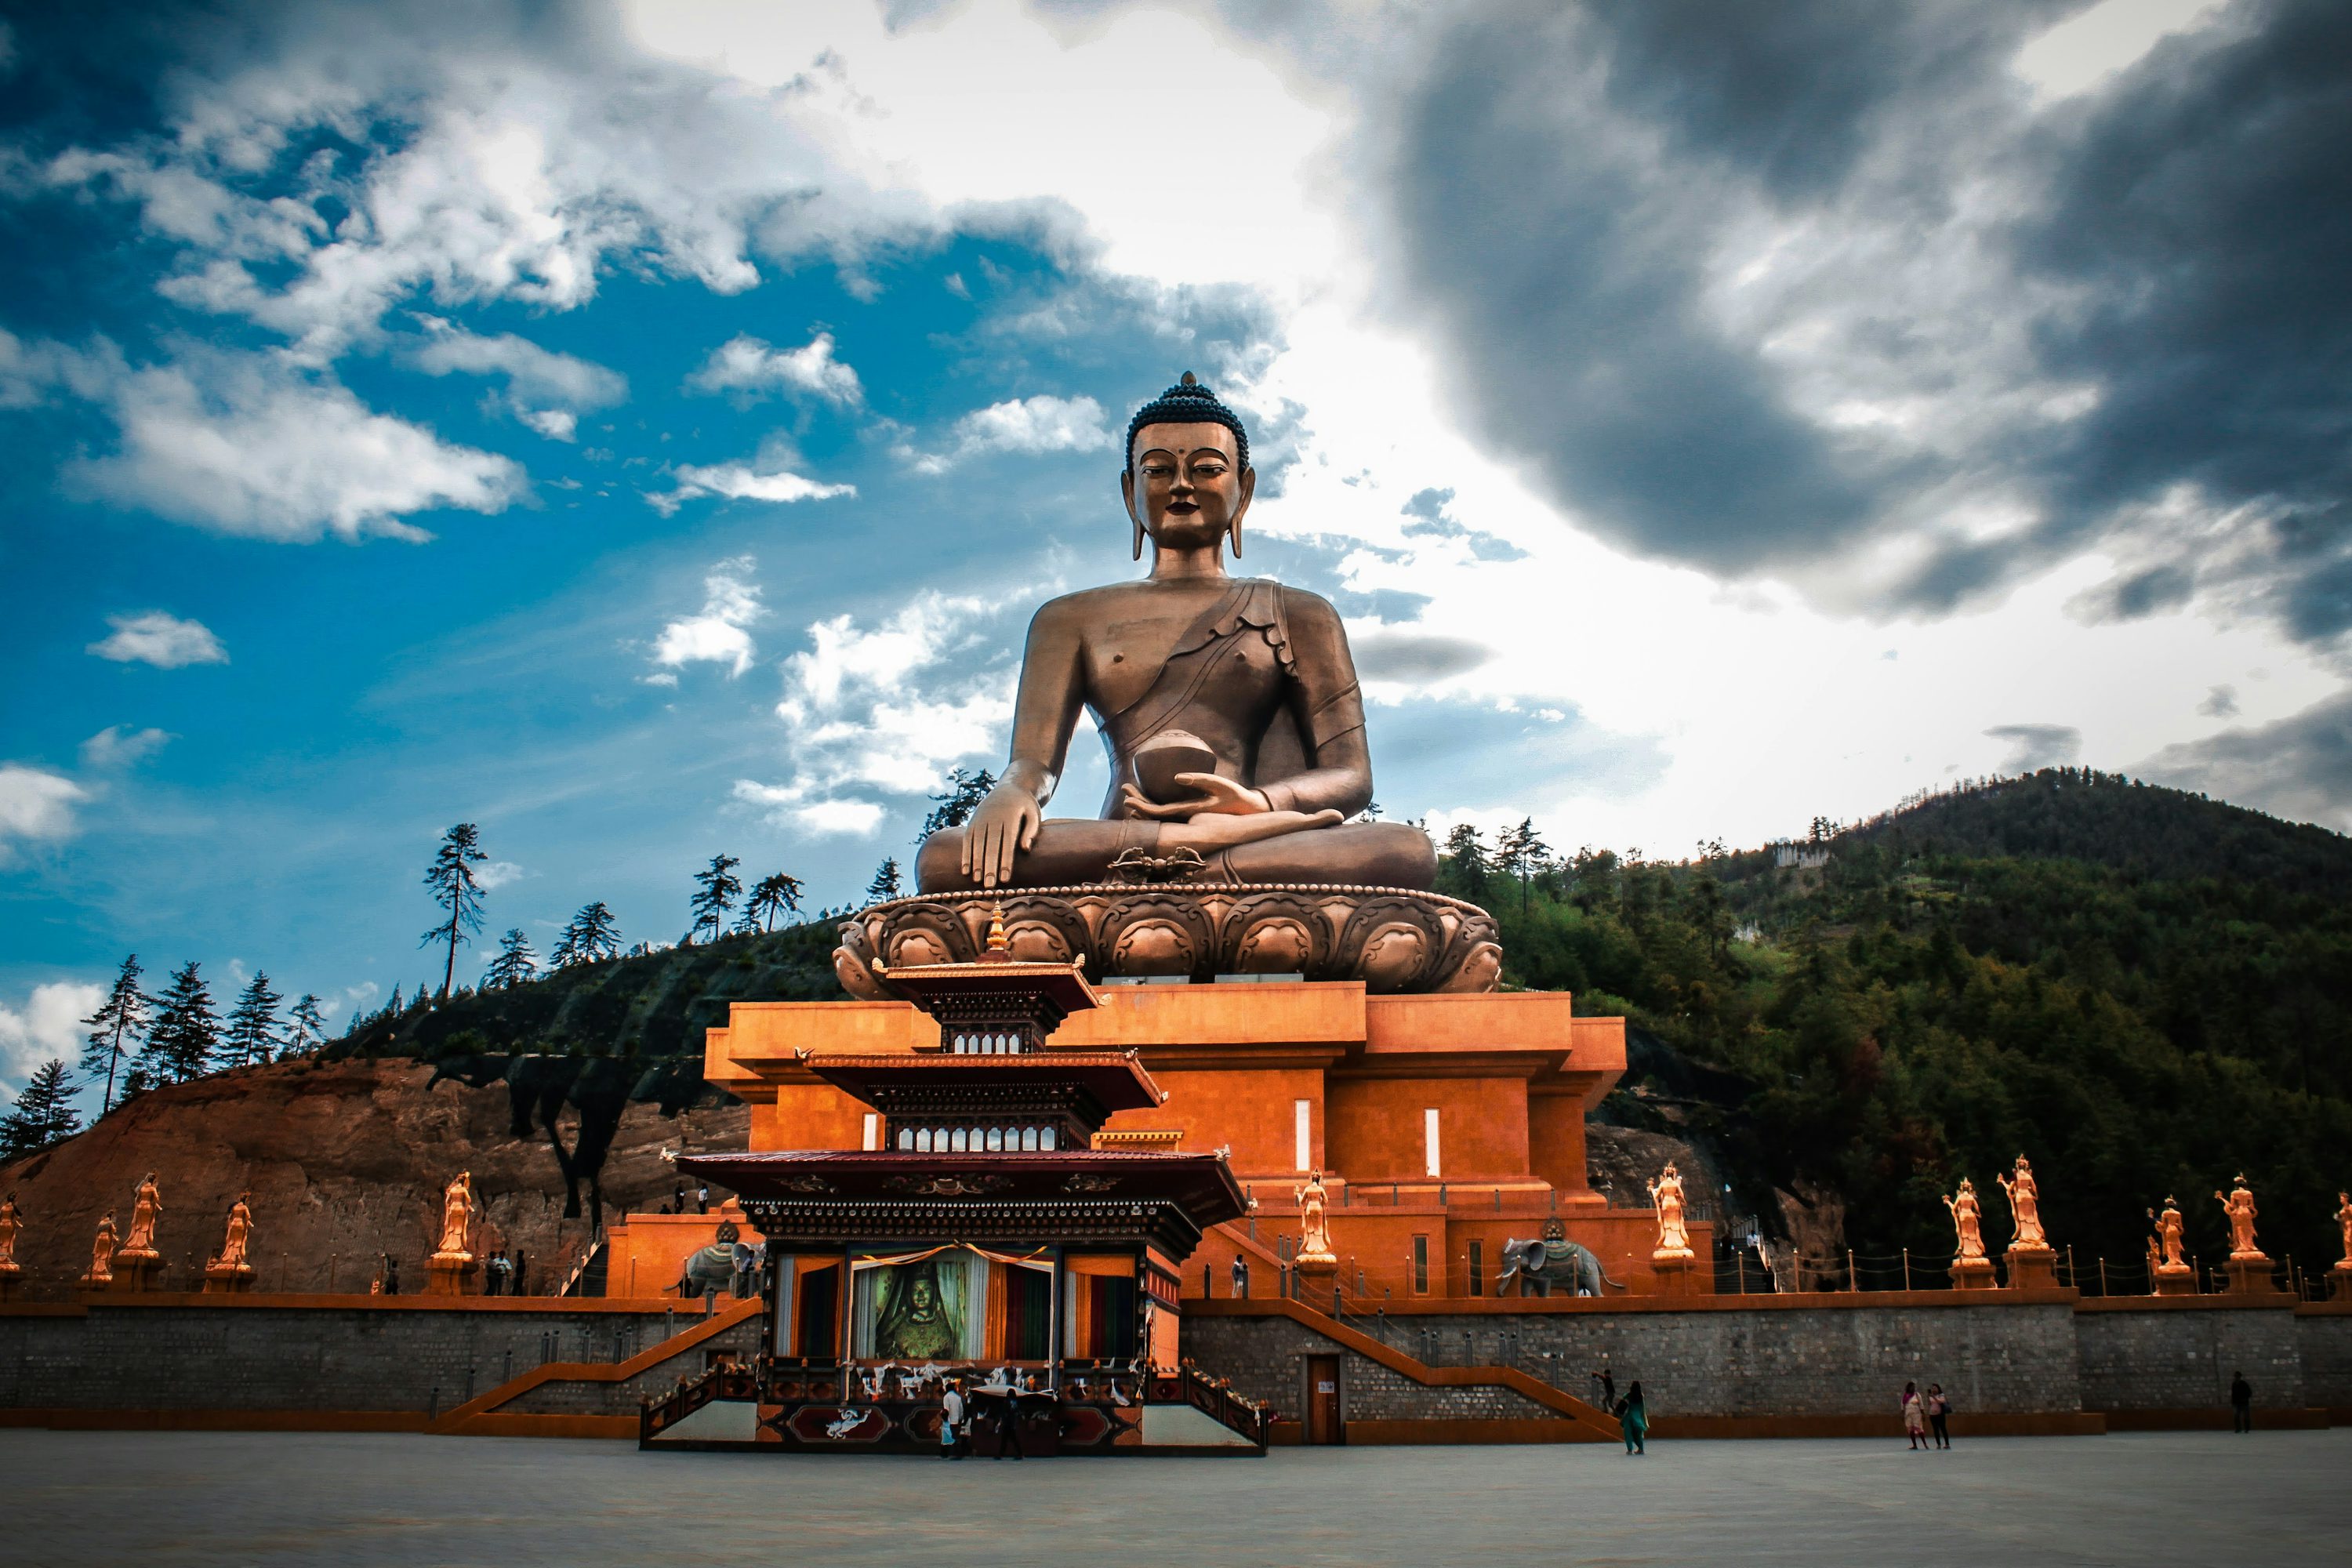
834,884,1501,997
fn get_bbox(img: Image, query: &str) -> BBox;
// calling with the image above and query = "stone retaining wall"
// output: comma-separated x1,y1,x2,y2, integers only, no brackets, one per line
1188,1295,2352,1430
0,1296,758,1420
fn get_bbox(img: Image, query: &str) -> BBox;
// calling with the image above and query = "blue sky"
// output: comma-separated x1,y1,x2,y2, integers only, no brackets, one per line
4,0,2349,1094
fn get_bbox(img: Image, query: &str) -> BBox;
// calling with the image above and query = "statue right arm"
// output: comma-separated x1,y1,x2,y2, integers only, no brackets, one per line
964,601,1087,889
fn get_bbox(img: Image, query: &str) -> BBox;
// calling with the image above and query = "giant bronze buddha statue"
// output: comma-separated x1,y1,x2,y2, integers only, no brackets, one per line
915,374,1436,895
842,375,1494,995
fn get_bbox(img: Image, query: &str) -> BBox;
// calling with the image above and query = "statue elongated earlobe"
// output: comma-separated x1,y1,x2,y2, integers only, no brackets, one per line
1133,517,1145,561
1229,517,1243,558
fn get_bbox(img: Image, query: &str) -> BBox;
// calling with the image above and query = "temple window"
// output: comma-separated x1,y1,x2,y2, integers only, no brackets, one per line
1021,1127,1038,1151
1294,1099,1312,1171
950,1128,967,1152
897,1127,914,1150
1412,1234,1430,1294
986,1127,1004,1152
1468,1240,1484,1297
916,1129,933,1152
1041,1127,1058,1151
1423,1108,1441,1178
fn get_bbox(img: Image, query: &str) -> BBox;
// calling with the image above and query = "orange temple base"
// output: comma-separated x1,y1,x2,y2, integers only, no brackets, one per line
660,982,1708,1305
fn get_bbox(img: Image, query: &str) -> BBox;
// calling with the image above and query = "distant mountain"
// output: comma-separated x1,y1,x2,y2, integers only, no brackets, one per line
1841,768,2351,902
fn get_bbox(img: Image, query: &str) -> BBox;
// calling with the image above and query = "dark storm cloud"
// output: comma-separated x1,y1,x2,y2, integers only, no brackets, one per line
1377,0,2352,652
1381,1,2047,575
1350,627,1494,684
1984,0,2352,637
2136,689,2352,828
1984,723,2081,773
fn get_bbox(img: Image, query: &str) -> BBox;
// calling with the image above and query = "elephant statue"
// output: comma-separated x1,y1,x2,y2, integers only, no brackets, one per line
1498,1236,1624,1298
676,1221,760,1305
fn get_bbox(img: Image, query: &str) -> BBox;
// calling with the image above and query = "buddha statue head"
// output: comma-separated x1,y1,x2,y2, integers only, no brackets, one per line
1120,372,1256,562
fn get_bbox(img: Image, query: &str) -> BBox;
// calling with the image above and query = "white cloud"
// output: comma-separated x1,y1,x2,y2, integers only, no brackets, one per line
685,331,862,405
736,590,1012,838
645,460,855,517
78,726,173,768
69,351,524,543
903,394,1108,474
0,981,107,1096
2013,0,2230,103
403,316,626,440
38,13,929,361
729,781,884,837
651,556,766,679
88,612,228,668
0,767,89,861
474,859,526,890
516,408,578,441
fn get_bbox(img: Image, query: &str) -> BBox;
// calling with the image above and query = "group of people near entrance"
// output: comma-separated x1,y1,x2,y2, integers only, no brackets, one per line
935,1374,1046,1460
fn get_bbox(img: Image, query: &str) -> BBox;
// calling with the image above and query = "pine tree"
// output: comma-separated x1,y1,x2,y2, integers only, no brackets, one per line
739,871,807,934
384,984,405,1017
1496,817,1551,915
284,993,328,1056
552,902,622,967
918,767,998,840
79,953,150,1115
485,927,539,989
0,1060,82,1160
685,854,742,944
223,971,285,1068
420,822,489,998
1440,824,1490,898
139,960,221,1083
865,857,903,903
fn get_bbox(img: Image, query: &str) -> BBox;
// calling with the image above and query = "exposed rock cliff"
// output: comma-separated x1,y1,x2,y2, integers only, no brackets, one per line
0,1058,746,1300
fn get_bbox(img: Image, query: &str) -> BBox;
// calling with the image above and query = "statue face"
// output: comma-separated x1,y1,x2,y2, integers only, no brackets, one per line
1123,422,1253,552
909,1279,936,1315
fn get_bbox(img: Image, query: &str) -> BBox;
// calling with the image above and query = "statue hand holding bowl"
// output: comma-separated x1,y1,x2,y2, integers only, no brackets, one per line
915,374,1436,895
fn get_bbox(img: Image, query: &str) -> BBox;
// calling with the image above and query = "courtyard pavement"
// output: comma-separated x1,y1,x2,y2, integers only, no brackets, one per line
2,1428,2346,1566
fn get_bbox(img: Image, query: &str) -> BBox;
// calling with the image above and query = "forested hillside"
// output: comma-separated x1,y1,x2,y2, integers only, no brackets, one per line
16,768,2344,1279
1450,768,2352,1283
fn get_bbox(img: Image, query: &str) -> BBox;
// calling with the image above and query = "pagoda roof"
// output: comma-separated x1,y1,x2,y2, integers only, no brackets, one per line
874,957,1098,1018
678,1149,1247,1228
795,1049,1166,1115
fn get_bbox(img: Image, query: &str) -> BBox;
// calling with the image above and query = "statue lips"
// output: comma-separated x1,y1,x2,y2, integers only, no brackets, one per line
1131,731,1219,807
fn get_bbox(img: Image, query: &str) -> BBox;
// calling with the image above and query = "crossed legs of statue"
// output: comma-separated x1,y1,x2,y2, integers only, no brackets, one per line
914,818,1438,894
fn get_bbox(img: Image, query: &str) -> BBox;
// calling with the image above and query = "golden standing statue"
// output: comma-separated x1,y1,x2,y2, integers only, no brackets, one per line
1998,1156,2049,1251
2214,1174,2264,1261
0,1192,21,1279
214,1193,256,1271
1944,1178,1987,1261
122,1171,163,1257
1293,1170,1336,1264
434,1171,476,1259
2335,1190,2351,1270
84,1212,119,1286
2148,1196,2189,1272
1647,1162,1693,1260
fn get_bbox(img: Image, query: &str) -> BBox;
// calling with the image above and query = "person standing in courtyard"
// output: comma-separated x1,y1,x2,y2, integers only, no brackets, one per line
940,1378,965,1459
2230,1371,2252,1434
1592,1364,1617,1410
1616,1381,1647,1455
1926,1384,1951,1449
1901,1381,1928,1450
